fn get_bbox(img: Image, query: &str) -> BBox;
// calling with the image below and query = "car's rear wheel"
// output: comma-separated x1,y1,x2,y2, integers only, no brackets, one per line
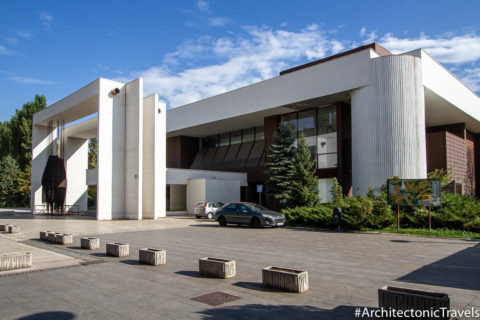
207,212,213,220
218,216,227,226
251,217,261,228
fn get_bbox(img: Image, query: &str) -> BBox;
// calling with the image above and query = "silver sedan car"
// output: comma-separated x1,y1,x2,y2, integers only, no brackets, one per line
215,202,285,227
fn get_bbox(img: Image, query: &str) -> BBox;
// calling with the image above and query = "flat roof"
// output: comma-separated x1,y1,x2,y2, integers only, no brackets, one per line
279,42,391,76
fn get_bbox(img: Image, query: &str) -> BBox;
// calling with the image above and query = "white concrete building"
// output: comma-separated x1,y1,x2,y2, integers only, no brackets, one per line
31,43,480,219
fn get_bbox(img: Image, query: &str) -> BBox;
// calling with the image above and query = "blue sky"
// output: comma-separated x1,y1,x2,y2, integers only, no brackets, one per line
1,0,480,121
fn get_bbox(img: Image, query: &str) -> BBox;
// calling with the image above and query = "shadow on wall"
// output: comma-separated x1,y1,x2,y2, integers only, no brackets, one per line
397,242,480,291
196,304,376,320
17,311,76,320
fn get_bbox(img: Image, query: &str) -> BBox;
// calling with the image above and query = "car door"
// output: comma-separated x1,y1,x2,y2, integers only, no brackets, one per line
222,204,237,223
236,204,251,224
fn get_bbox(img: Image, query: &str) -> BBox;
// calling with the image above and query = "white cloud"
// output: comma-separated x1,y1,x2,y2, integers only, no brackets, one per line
122,25,343,108
379,33,480,64
208,17,230,27
39,10,53,30
360,27,366,37
459,67,480,92
0,45,16,56
10,76,55,85
196,0,210,13
360,27,377,44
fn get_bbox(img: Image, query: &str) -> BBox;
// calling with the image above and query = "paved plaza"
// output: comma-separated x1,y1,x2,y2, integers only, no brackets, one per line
1,211,479,319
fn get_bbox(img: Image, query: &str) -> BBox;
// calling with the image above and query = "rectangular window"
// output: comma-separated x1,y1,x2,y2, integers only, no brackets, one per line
316,105,337,168
219,133,229,147
242,128,254,142
281,113,297,137
231,130,241,144
255,126,265,140
318,178,334,203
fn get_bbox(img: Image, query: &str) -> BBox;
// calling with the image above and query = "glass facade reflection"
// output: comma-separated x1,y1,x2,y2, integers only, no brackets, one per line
280,105,337,169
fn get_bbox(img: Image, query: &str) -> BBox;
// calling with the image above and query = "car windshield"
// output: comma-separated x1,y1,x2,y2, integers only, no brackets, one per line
247,203,268,211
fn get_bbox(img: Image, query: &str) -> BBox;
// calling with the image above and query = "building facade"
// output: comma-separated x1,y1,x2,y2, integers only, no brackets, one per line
31,43,480,219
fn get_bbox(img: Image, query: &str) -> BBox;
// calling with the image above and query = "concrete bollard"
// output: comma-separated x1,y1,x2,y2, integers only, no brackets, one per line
81,237,100,250
262,266,309,293
106,243,129,257
199,257,236,278
40,231,52,240
55,234,73,245
8,225,20,234
0,253,32,271
139,248,166,265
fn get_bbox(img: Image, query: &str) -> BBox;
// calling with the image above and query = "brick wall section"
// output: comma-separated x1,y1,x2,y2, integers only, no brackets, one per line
445,132,475,195
426,129,476,196
426,132,447,171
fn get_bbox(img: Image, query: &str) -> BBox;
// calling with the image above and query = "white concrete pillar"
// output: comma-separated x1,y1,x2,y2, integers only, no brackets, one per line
97,80,126,220
31,124,56,212
64,137,88,212
351,54,426,195
142,94,166,219
124,79,143,220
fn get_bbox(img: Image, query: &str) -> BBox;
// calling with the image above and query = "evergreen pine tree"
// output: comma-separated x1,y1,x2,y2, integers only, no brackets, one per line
0,155,21,207
265,123,295,205
289,133,319,207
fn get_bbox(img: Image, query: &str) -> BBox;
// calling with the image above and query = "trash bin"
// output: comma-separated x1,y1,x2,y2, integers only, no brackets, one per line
332,207,342,231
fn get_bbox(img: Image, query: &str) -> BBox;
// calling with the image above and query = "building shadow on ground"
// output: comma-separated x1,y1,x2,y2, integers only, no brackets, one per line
16,311,76,320
196,304,376,320
397,242,480,291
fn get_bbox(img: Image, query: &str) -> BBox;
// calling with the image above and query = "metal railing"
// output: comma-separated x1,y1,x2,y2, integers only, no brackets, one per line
33,204,80,215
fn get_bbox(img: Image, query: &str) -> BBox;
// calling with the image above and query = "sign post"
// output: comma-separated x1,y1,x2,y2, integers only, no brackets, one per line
257,184,263,205
387,179,441,231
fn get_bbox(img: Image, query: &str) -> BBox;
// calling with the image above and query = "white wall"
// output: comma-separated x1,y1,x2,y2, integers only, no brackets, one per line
64,137,88,212
31,125,56,211
205,179,240,204
142,94,166,218
97,79,126,220
186,178,206,214
124,78,143,220
351,54,426,195
167,168,248,186
167,49,374,133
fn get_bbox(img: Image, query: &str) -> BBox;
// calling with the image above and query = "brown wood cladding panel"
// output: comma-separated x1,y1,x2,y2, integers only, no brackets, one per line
427,123,465,139
426,132,446,172
475,134,480,198
445,132,474,196
264,115,278,150
166,136,199,169
167,136,182,168
180,136,200,168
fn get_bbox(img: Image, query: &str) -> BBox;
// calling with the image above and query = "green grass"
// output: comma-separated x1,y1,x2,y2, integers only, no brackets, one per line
368,228,480,239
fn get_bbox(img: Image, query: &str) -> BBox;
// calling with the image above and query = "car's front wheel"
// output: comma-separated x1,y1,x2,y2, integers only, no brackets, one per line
207,212,213,220
218,216,227,226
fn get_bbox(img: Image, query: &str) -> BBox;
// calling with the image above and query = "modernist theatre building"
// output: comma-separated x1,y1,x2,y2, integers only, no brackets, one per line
31,43,480,219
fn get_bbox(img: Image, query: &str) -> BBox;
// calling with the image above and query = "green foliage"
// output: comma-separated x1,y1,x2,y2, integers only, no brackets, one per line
331,177,343,204
0,95,46,207
0,95,46,171
88,138,97,169
0,155,21,207
283,193,394,230
265,123,295,205
428,168,454,188
16,164,31,207
288,133,319,207
88,185,97,210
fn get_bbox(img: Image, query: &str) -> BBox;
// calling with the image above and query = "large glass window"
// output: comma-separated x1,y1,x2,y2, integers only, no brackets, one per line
231,130,241,144
298,110,316,138
316,105,337,168
281,113,297,135
242,128,254,143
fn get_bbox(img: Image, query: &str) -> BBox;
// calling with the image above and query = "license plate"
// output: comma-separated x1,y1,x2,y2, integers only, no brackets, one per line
276,221,284,226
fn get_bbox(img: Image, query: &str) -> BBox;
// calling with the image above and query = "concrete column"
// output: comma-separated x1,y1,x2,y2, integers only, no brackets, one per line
31,124,56,212
64,137,88,212
142,94,166,219
124,79,143,220
351,54,426,195
97,81,126,220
